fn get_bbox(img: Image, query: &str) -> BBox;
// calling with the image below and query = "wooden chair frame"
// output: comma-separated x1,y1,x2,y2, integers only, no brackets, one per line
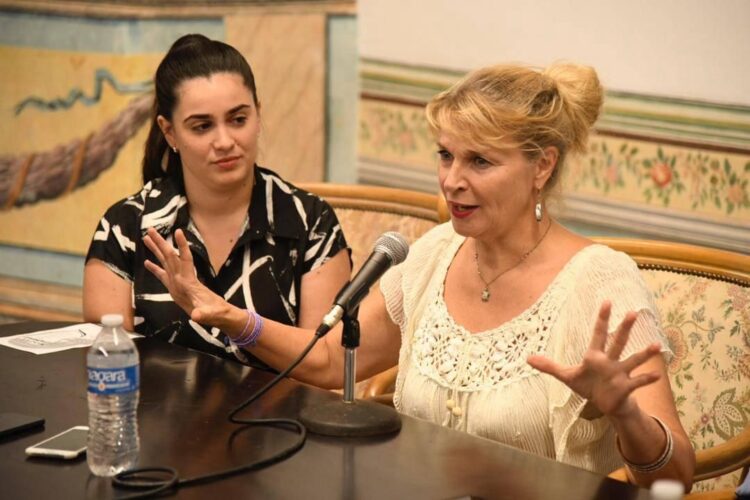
592,238,749,287
297,183,450,225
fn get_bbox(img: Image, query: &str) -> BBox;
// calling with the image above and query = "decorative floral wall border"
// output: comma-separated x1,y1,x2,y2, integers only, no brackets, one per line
358,59,750,250
569,137,750,217
358,99,435,170
359,99,750,218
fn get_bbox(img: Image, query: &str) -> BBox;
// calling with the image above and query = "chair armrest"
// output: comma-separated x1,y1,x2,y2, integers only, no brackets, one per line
368,393,395,407
685,488,740,500
608,467,629,482
362,365,398,398
608,425,750,488
694,425,750,482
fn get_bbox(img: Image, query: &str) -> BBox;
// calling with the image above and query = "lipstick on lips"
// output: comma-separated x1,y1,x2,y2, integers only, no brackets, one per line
449,202,478,219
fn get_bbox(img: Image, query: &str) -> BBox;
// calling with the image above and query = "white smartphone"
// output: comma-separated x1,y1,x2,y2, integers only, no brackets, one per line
25,425,89,459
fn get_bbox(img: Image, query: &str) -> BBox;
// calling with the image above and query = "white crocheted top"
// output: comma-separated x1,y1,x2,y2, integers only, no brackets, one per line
380,223,671,474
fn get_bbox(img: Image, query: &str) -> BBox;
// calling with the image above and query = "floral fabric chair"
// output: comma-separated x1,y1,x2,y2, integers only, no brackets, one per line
595,238,750,494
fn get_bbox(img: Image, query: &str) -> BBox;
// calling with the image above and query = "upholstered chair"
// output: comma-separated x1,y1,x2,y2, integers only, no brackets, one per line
597,239,750,497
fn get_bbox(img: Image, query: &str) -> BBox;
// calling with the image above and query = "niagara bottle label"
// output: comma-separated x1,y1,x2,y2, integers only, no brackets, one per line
87,366,139,395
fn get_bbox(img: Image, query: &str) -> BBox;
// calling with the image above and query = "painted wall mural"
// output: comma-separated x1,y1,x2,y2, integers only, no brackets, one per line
0,1,354,259
357,59,750,252
2,69,152,210
0,36,165,255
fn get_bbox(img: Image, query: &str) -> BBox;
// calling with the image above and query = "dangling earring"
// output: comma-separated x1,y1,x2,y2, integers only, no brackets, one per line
535,191,543,222
172,145,178,154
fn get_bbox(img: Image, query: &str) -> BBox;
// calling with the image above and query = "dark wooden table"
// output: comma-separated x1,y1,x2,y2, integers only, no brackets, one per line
0,322,649,499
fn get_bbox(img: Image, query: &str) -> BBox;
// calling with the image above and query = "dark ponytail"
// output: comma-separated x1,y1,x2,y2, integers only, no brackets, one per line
141,34,259,184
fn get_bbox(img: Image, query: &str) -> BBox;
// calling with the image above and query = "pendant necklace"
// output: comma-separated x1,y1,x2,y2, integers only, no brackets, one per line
474,221,552,302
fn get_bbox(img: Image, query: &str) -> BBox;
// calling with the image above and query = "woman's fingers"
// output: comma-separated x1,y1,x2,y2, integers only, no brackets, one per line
607,311,638,361
620,343,661,373
146,228,177,268
174,229,194,265
531,301,663,419
589,301,612,352
144,227,187,276
143,233,167,267
144,259,168,283
625,371,660,392
589,301,640,361
527,355,570,383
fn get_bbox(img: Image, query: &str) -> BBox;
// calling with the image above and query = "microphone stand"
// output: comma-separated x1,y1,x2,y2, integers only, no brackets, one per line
299,308,402,437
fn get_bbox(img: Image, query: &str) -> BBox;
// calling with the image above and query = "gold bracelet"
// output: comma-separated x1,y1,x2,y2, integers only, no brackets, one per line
617,415,674,474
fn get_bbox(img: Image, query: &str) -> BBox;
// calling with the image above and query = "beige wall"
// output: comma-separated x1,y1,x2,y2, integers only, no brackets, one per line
227,13,327,182
359,0,750,105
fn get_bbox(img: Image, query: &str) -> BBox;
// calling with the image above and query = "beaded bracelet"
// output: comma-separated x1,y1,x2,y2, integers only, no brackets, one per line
232,310,264,348
617,415,674,474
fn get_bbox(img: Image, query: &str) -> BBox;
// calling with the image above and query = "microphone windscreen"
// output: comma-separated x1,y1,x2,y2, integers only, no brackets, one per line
373,232,409,265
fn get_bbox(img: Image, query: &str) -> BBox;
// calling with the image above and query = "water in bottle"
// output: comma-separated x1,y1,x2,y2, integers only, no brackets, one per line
87,314,140,476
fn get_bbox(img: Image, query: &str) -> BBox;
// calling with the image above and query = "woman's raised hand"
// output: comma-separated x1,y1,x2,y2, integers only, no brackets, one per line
143,228,229,325
527,301,662,419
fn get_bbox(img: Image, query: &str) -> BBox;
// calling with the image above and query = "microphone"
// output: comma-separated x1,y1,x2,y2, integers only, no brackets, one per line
301,232,408,437
316,232,409,337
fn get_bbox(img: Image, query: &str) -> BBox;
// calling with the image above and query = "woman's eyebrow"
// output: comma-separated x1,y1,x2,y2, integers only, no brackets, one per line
183,104,252,123
226,103,251,115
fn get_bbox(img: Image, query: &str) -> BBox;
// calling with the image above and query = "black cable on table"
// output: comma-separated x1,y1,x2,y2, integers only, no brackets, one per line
110,334,320,499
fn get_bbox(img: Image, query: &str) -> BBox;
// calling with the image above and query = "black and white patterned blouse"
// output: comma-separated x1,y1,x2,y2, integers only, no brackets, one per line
86,166,349,369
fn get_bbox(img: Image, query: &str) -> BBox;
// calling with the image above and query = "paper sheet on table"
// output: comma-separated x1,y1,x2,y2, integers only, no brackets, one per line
0,323,141,355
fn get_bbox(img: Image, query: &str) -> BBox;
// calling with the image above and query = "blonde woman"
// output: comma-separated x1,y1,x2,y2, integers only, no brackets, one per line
143,63,695,489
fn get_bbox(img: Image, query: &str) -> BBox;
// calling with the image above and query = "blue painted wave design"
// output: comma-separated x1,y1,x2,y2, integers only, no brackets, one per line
15,68,151,115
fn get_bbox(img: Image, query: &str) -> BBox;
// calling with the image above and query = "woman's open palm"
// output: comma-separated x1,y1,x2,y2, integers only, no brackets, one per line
143,227,228,324
527,301,661,418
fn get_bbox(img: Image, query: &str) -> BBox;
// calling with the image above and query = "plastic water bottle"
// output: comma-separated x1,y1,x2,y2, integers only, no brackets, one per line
87,314,140,476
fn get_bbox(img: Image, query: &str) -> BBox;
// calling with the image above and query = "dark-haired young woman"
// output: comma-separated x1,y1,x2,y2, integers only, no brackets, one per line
83,34,351,368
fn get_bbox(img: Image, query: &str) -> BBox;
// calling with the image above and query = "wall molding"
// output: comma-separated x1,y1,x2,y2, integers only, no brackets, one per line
557,195,749,254
358,59,750,252
0,275,82,322
0,0,356,18
357,157,749,252
358,158,437,193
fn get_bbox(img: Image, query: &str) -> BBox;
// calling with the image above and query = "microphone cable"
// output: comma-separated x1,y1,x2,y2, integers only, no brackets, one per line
110,333,322,499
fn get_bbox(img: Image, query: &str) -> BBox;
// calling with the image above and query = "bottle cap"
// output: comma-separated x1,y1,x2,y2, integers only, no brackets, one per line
650,479,684,499
101,314,124,327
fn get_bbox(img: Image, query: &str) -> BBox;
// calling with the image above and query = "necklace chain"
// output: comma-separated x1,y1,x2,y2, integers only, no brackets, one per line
474,221,553,302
